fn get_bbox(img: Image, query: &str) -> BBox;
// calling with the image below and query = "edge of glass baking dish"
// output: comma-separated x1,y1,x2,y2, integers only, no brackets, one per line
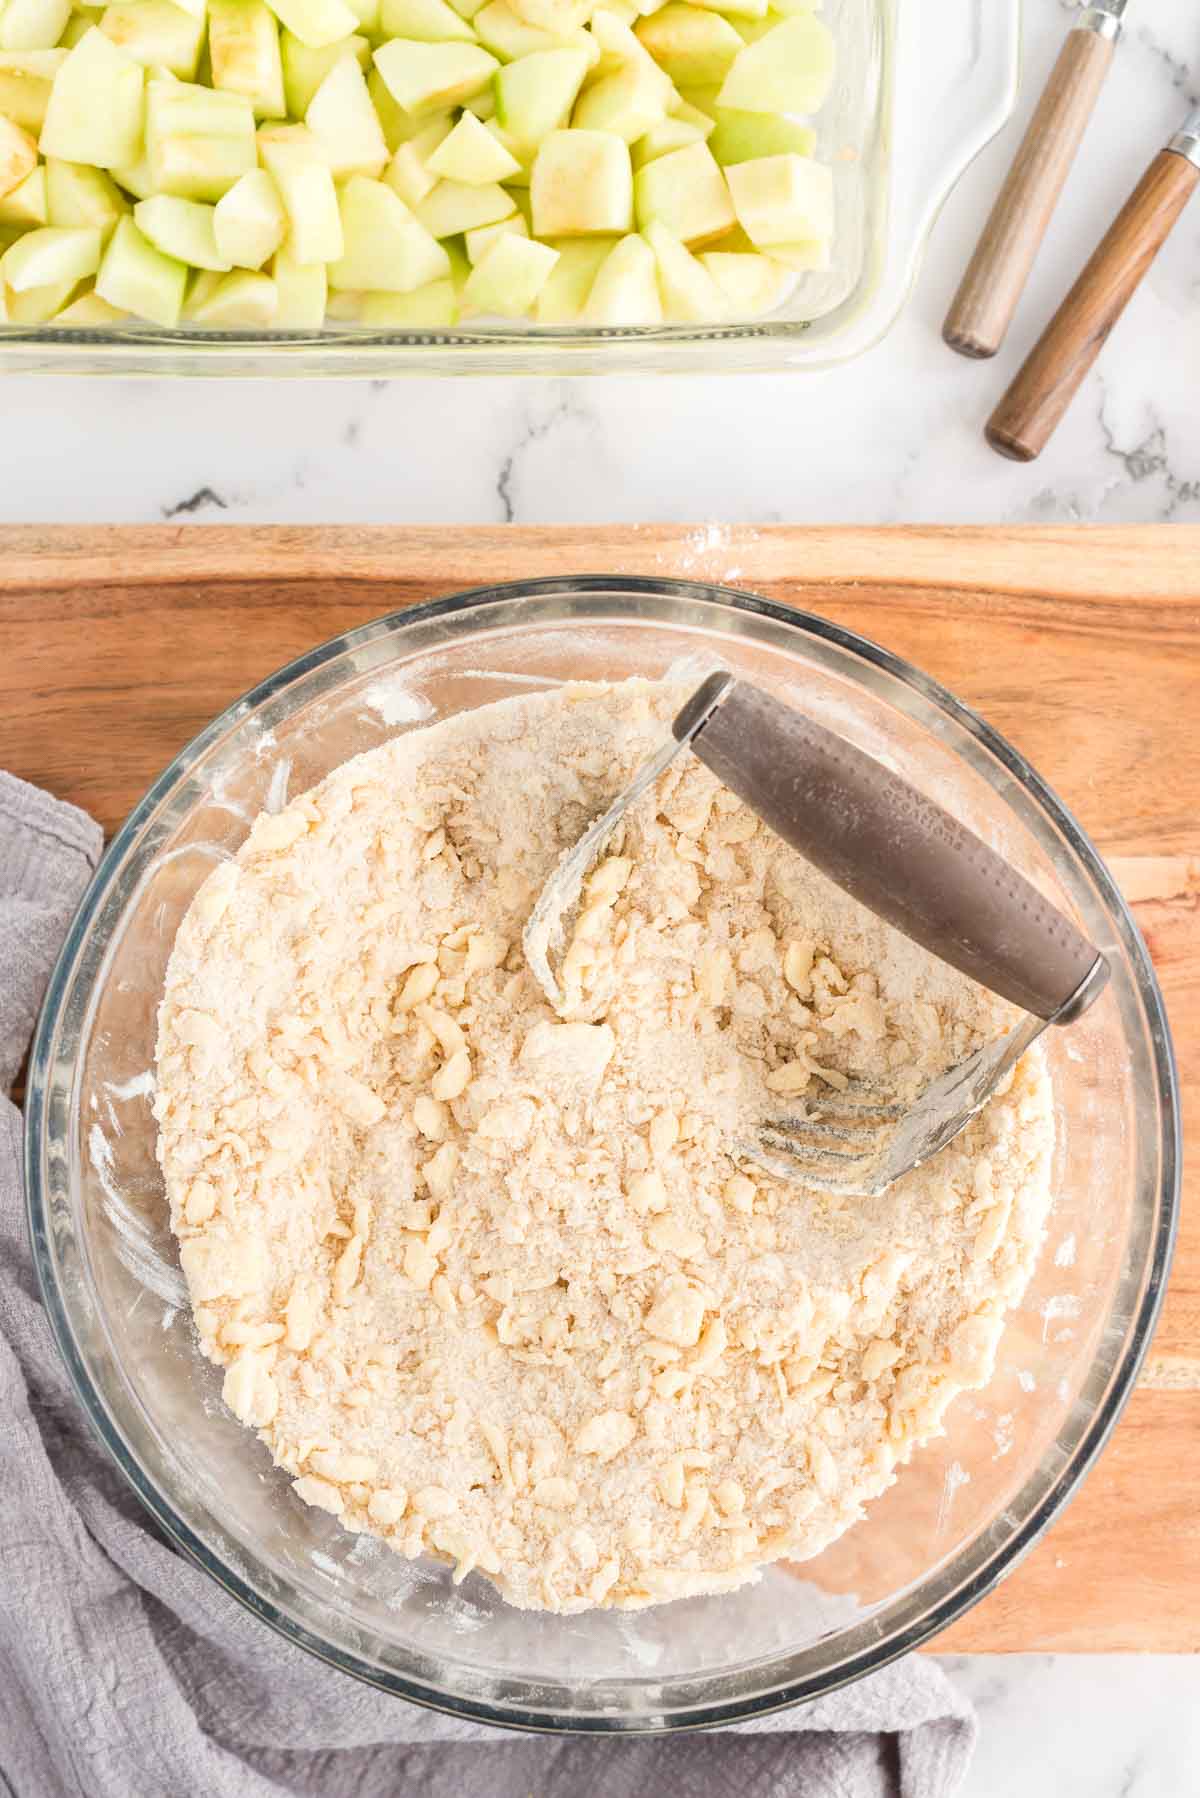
0,0,1019,375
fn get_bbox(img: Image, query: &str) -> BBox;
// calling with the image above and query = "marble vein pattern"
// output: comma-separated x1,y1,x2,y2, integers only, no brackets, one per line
0,2,1196,526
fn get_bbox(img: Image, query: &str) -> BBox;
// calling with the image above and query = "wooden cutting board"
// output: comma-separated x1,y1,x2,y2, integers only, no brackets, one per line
2,524,1196,1655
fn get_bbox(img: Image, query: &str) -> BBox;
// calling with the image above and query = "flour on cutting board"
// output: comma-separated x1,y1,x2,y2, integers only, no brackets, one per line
646,524,759,583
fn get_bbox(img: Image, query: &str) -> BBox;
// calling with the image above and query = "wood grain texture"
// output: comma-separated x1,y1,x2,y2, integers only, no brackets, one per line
1,523,1196,1654
945,23,1115,361
989,149,1200,461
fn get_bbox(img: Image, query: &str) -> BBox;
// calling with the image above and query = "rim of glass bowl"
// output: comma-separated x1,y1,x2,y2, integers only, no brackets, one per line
25,578,1180,1734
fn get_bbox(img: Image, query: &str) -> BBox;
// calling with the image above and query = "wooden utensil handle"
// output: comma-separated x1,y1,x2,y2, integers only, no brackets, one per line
944,25,1116,361
987,150,1200,463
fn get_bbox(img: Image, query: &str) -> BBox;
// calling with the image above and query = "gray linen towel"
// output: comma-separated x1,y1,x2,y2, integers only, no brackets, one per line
0,769,977,1798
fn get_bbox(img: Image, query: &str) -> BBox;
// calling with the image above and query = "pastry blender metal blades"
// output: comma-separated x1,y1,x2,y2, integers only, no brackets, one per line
525,673,1110,1197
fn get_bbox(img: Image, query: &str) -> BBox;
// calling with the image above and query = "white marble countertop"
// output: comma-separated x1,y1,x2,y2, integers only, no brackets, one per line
3,0,1198,526
5,2,1198,1790
946,1654,1200,1798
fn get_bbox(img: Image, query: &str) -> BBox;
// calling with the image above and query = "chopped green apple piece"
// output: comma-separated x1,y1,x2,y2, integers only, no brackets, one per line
134,193,232,267
530,126,631,234
716,12,833,112
0,111,37,196
588,8,670,83
630,112,703,166
271,243,326,320
463,205,525,260
306,53,386,172
634,6,741,87
190,265,278,321
0,0,70,53
675,79,719,115
633,137,731,243
359,275,456,322
0,50,67,132
99,0,206,78
414,173,512,234
2,221,99,287
681,0,767,18
508,0,589,32
572,61,670,143
39,29,145,170
373,38,497,116
208,0,287,118
643,215,723,317
57,17,94,48
582,227,658,322
380,0,476,40
263,0,358,49
2,275,76,320
343,0,379,32
703,219,761,251
462,226,554,313
707,105,813,165
425,105,519,180
532,230,609,317
95,212,187,321
182,266,224,313
366,64,412,145
475,0,585,62
382,144,429,205
145,78,257,199
54,286,129,320
0,161,44,221
383,111,451,203
213,165,286,264
474,0,537,60
464,82,495,114
45,158,128,232
441,228,469,284
484,116,530,177
382,112,443,197
258,124,344,259
110,150,156,197
762,234,827,269
725,149,830,245
329,170,449,287
729,13,775,43
494,45,589,152
670,95,713,130
283,33,369,115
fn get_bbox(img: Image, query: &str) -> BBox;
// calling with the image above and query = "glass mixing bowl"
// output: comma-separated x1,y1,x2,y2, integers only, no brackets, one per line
26,580,1178,1731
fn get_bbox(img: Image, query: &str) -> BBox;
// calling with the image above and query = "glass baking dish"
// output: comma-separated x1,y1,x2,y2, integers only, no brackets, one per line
0,0,1019,375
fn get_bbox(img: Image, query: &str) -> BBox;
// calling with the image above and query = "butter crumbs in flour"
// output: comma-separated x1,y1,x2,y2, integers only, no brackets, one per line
154,678,1054,1613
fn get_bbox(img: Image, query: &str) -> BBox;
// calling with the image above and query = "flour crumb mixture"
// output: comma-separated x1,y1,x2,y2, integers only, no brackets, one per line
155,678,1054,1613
